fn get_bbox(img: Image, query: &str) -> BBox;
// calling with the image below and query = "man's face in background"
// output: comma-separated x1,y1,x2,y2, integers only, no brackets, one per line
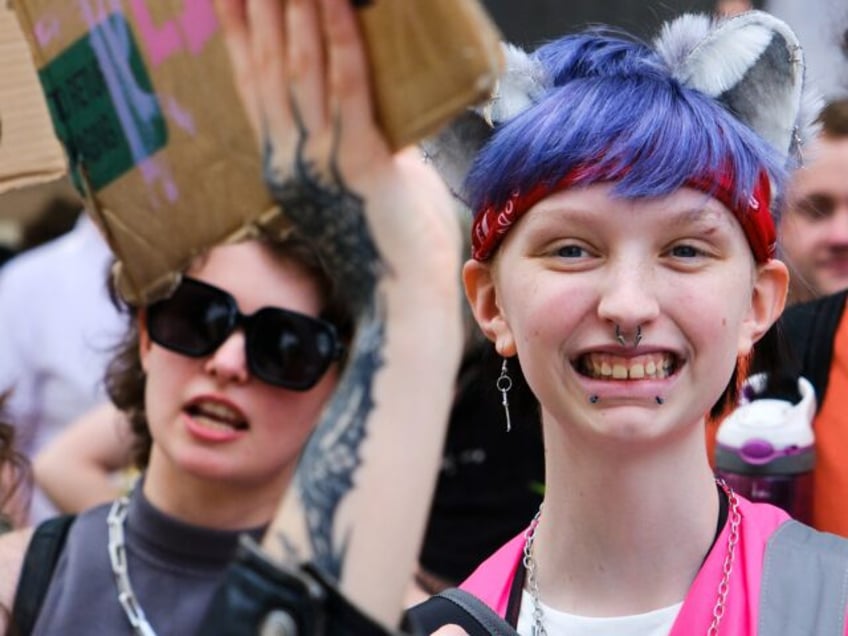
779,134,848,303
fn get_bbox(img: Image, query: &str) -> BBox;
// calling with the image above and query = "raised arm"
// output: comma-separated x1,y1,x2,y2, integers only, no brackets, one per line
33,402,134,514
213,0,464,629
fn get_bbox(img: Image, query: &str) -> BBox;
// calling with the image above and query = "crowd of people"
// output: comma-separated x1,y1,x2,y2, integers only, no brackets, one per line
1,0,847,634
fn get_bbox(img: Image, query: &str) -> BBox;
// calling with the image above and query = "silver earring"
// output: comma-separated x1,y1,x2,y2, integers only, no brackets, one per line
614,324,642,347
496,358,513,432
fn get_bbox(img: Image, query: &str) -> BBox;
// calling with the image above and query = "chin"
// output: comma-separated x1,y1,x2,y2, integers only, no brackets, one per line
585,406,692,444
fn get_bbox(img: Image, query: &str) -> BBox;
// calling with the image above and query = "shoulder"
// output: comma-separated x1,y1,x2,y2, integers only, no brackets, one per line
737,496,790,526
781,291,848,336
0,527,35,621
459,532,526,615
767,518,848,558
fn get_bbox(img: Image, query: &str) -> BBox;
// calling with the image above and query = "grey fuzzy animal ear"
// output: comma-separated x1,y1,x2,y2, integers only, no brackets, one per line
654,10,816,162
420,43,547,208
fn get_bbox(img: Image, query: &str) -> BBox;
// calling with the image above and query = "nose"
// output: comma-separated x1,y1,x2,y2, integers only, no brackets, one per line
825,207,848,246
203,330,250,385
596,260,661,336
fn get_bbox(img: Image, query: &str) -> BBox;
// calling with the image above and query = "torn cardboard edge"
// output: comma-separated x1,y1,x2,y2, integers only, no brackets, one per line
0,2,67,195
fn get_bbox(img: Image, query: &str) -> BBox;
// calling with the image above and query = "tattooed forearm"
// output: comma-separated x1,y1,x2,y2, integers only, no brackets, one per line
262,102,387,579
294,302,384,578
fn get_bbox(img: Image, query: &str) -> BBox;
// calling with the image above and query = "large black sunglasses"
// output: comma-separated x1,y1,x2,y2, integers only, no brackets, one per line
146,277,344,391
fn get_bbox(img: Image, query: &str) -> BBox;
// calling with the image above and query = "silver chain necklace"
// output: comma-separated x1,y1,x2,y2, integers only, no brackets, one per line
107,495,158,636
522,480,741,636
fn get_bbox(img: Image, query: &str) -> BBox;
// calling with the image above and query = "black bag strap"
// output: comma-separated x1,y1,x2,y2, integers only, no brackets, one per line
780,290,848,410
405,588,519,636
10,514,76,636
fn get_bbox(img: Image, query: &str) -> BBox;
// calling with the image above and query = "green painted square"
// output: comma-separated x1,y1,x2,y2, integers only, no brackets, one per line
38,13,167,192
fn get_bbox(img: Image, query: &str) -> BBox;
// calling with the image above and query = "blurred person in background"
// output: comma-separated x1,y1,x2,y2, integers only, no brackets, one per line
778,98,848,304
0,210,124,524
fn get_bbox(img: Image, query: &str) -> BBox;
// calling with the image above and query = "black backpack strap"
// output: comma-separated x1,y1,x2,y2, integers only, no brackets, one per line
405,588,519,636
10,514,76,636
780,290,848,410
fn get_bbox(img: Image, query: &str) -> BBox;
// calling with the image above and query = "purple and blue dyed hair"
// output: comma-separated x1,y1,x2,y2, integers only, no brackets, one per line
466,30,788,260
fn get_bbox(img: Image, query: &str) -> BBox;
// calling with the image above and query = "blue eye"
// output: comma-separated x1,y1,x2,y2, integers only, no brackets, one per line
670,245,701,258
556,245,586,258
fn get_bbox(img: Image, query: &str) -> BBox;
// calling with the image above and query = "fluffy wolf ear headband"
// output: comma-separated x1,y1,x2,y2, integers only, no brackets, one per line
422,10,819,263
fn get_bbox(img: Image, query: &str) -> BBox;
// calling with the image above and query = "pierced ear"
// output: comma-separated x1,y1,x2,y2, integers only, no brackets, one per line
655,11,812,159
462,259,516,357
739,259,789,355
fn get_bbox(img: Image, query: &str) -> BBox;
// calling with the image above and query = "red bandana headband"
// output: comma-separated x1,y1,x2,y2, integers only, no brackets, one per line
471,167,776,263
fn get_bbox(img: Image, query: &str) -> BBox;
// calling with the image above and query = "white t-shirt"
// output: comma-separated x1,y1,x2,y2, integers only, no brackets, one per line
0,215,124,522
517,590,682,636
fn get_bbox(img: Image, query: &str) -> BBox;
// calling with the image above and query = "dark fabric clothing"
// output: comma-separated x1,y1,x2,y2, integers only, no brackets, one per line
27,485,265,635
419,345,545,584
746,290,848,534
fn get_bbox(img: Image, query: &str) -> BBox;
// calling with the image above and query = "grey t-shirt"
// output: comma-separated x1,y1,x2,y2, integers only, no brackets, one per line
31,485,265,635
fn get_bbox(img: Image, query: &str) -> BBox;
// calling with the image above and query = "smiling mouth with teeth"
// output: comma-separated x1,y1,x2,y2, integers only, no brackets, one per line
577,352,679,380
186,402,249,430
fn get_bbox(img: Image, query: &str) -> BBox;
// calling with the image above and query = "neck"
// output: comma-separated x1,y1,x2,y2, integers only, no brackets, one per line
142,453,289,530
533,413,719,616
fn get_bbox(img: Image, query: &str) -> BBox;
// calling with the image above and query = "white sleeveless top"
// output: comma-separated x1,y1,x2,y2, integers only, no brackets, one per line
516,590,682,635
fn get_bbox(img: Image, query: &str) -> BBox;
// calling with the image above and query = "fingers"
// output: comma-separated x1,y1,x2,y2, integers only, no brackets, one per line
286,0,328,133
318,0,380,148
215,0,262,135
245,0,296,147
430,626,471,636
218,0,383,175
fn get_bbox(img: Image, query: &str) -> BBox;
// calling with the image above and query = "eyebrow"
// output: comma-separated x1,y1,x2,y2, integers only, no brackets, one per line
530,200,731,231
790,193,836,215
664,206,729,230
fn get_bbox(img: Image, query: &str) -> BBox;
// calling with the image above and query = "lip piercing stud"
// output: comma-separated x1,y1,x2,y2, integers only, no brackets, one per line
655,396,664,405
615,324,643,347
589,395,599,404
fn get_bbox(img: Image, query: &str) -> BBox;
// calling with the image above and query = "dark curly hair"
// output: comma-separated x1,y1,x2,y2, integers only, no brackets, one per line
105,227,353,469
0,394,31,533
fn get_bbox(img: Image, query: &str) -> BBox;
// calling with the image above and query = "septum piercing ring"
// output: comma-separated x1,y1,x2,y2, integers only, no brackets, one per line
615,324,642,347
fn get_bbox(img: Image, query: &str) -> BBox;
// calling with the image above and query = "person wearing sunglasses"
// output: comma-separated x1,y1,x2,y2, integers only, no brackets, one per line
0,222,352,635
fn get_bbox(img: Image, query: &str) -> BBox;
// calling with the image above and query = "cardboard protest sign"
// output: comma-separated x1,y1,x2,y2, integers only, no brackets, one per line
357,0,503,149
10,0,502,304
10,0,273,304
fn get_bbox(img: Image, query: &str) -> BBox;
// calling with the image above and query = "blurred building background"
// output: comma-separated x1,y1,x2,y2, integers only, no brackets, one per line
480,0,763,48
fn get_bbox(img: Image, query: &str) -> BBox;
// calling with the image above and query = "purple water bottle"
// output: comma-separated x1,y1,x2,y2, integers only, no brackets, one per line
715,372,816,524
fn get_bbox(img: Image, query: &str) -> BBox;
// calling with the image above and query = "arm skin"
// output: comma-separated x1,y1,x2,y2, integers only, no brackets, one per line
33,402,134,514
216,0,464,628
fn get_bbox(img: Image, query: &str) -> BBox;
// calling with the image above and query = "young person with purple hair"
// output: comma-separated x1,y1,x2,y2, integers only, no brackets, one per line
410,11,848,635
174,2,848,635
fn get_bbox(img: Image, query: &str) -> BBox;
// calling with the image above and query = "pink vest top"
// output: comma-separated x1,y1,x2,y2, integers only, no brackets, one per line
461,497,848,635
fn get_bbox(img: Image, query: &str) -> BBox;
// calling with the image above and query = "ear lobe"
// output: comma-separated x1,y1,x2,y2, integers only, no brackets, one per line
739,259,789,355
462,259,517,357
